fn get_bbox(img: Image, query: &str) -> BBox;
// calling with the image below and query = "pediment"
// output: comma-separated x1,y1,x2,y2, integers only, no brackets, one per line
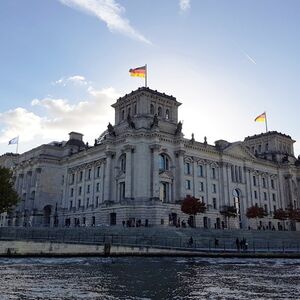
223,142,256,160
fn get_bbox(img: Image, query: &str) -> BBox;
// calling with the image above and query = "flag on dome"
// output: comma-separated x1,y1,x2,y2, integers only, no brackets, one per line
8,136,19,145
254,112,266,122
129,65,146,78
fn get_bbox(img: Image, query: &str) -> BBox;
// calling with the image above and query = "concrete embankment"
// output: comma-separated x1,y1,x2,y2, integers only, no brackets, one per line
1,240,300,258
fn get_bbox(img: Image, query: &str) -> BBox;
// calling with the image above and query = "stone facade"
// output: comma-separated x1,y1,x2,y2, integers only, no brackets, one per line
1,87,300,230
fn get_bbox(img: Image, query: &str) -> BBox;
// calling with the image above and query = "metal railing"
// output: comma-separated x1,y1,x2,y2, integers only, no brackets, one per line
0,227,299,254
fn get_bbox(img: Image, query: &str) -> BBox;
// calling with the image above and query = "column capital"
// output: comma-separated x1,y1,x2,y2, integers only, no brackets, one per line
122,144,135,152
149,144,161,151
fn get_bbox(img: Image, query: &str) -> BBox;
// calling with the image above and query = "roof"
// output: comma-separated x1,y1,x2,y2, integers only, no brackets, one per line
244,131,293,141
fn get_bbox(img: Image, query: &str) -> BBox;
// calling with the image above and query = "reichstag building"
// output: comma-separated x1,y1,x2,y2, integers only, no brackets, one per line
1,87,299,230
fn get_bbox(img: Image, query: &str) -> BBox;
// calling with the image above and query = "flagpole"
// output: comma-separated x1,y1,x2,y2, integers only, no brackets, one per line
145,64,147,87
265,111,268,133
16,136,19,154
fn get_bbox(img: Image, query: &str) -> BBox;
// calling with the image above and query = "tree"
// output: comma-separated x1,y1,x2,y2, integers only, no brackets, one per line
246,205,267,228
220,206,237,229
181,195,206,227
0,167,20,214
273,208,288,230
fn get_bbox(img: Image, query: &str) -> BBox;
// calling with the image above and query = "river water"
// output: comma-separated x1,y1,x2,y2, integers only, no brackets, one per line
0,257,299,299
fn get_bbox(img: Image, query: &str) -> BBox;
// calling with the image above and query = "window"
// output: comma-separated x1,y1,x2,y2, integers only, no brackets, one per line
96,182,100,192
212,184,217,193
97,166,101,178
119,182,125,201
198,165,204,177
87,184,90,194
273,205,277,212
159,154,169,171
262,178,266,188
238,167,242,182
271,179,275,189
265,143,269,151
69,200,73,210
272,193,276,201
158,106,162,116
199,182,204,192
150,104,154,114
264,204,268,214
96,196,99,207
78,199,81,208
71,173,75,184
165,109,169,120
120,155,126,173
264,192,267,201
88,169,91,180
185,180,191,190
134,103,137,114
121,110,125,120
128,107,131,116
79,171,83,182
213,198,217,209
253,176,257,186
212,167,216,179
258,145,262,153
184,162,191,175
79,186,82,196
254,190,257,199
70,188,74,197
86,197,89,207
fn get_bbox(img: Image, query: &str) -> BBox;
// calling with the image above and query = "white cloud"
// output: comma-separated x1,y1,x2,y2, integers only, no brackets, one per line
179,0,191,12
58,0,151,44
53,75,88,86
0,87,120,149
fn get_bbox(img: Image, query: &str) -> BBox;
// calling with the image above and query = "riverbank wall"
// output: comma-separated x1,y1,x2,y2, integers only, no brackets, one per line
1,240,300,258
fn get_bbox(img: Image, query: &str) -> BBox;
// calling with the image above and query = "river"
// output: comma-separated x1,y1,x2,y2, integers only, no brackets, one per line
0,257,299,299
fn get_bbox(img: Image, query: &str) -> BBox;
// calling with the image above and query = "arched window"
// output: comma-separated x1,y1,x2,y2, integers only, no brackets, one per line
159,153,169,171
120,154,126,173
150,104,154,114
158,106,162,117
165,109,169,120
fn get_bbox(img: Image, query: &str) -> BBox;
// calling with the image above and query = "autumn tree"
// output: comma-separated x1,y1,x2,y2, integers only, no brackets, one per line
0,167,20,214
246,205,267,228
181,195,206,227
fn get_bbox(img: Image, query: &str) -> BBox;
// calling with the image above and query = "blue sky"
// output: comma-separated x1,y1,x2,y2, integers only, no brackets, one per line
0,0,299,156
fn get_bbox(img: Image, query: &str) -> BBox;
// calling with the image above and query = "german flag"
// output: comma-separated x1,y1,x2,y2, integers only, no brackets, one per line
129,66,146,78
254,112,266,122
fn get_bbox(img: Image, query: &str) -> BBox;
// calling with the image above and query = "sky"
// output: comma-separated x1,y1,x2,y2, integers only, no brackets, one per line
0,0,300,156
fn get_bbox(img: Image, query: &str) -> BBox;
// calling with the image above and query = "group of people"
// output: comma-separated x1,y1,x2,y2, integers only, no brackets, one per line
236,237,248,251
122,219,149,227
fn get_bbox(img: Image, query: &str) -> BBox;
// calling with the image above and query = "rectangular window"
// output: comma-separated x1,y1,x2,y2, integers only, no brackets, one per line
271,179,275,189
86,197,89,207
212,167,216,179
264,192,267,201
198,165,203,177
70,188,74,197
212,183,217,193
71,173,75,184
78,199,81,208
79,171,83,182
213,198,217,209
272,193,276,201
69,200,73,210
184,162,191,175
253,176,256,186
264,204,268,214
262,178,266,188
273,205,277,212
199,182,204,192
254,190,257,199
88,169,91,180
97,166,101,178
119,182,125,201
96,182,100,192
87,184,90,194
96,196,99,207
185,180,191,190
79,186,82,196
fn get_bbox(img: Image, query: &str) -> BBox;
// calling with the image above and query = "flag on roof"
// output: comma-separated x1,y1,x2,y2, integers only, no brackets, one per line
129,66,146,78
8,136,19,145
254,112,266,122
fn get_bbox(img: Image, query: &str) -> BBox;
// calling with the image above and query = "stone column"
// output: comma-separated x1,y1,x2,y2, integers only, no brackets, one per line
150,144,161,199
175,150,185,200
124,145,135,199
104,151,115,202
